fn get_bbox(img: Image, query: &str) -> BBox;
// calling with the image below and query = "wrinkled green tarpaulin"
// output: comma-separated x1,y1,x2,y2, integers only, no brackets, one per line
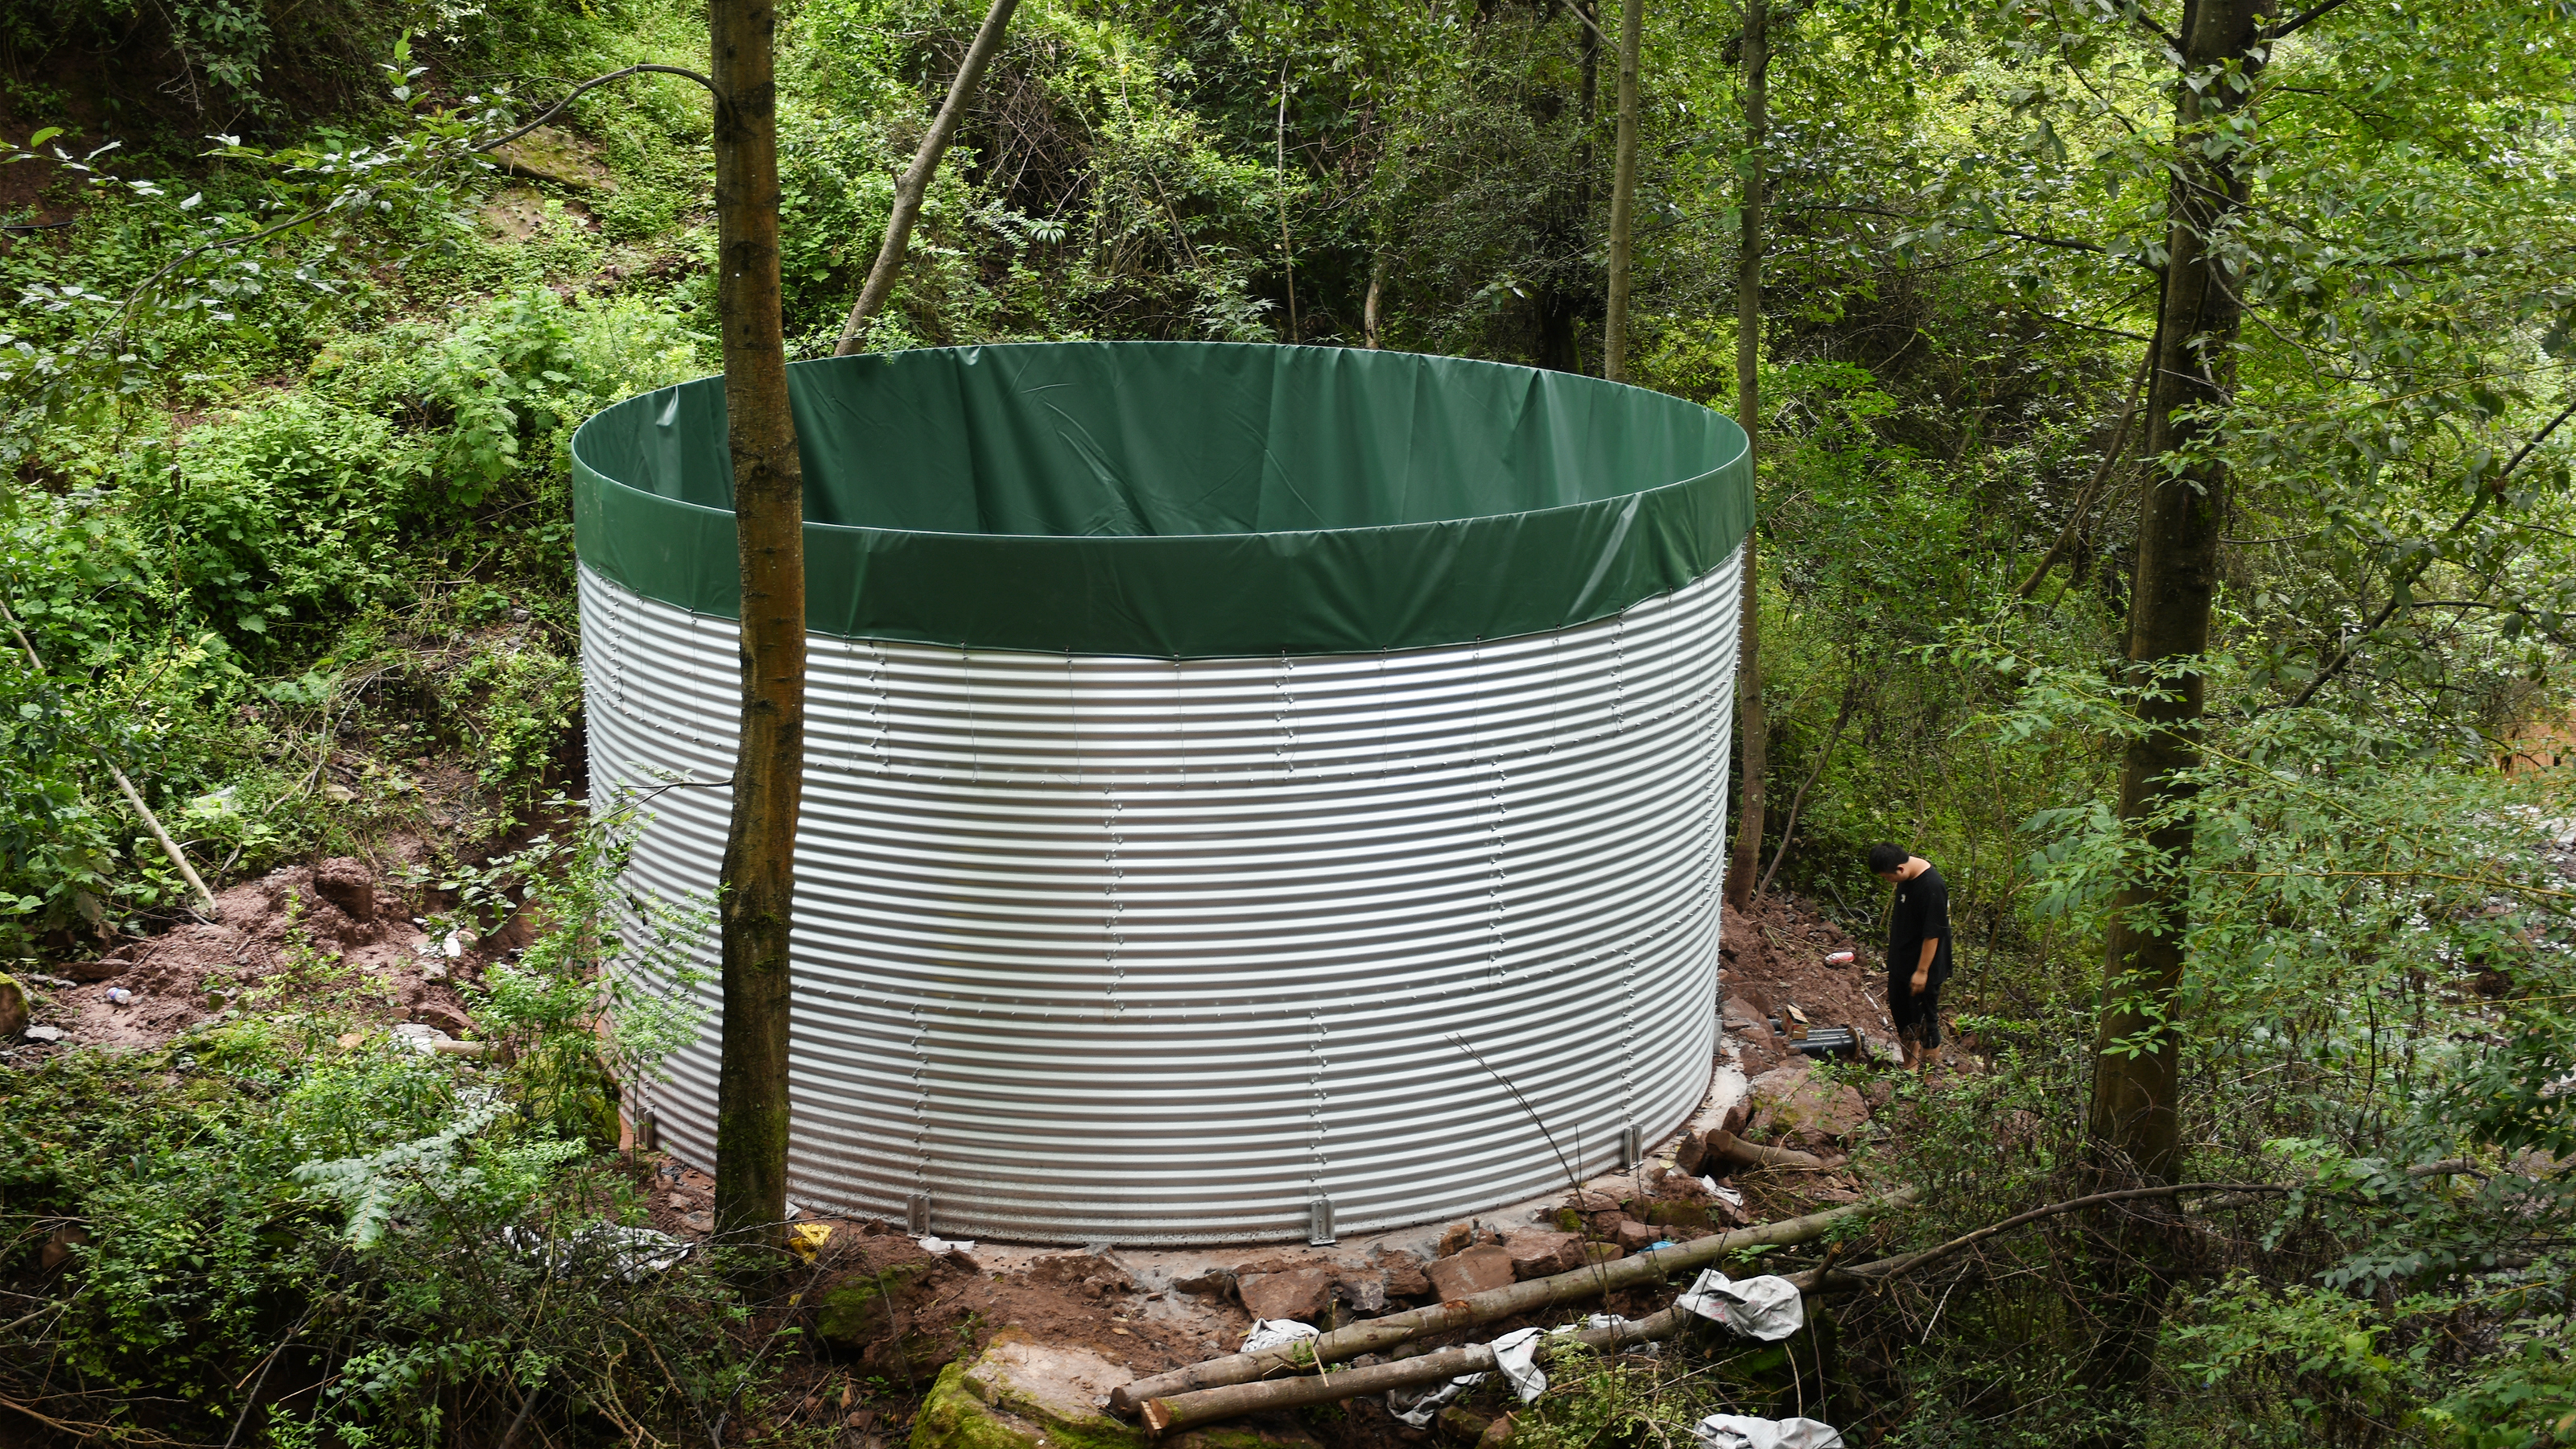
572,341,1751,658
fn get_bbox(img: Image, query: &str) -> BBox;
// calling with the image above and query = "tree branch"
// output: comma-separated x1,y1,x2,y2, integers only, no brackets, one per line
2016,345,2154,599
833,0,1022,355
2280,394,2576,711
2262,0,2353,41
473,64,716,155
1777,202,2117,258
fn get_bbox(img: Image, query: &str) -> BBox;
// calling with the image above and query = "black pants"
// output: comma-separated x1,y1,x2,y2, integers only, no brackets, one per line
1890,972,1942,1048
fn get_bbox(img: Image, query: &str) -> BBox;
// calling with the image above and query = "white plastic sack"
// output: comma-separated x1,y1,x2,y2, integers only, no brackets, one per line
1689,1414,1845,1449
1488,1327,1547,1402
1386,1373,1486,1428
1675,1269,1805,1341
916,1235,976,1253
1241,1319,1322,1354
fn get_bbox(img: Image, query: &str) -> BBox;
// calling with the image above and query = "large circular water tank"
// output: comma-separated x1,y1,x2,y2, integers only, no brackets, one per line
574,342,1752,1244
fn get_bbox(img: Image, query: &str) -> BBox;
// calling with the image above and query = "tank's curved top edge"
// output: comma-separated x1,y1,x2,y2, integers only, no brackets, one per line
572,342,1752,657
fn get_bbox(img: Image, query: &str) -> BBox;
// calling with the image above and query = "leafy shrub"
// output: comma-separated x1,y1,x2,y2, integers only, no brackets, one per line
0,814,736,1444
125,394,426,653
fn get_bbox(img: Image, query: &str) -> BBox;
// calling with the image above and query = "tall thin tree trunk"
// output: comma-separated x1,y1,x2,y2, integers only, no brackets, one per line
1720,0,1766,914
1364,251,1386,349
2079,0,2266,1391
832,0,1020,356
2087,0,2265,1190
1275,60,1298,343
710,0,805,1249
1601,0,1643,382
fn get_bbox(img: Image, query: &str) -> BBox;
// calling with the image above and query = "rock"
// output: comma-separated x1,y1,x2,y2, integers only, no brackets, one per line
37,1223,86,1271
1635,1200,1711,1230
1720,996,1769,1036
1173,1268,1236,1298
0,973,25,1038
1378,1250,1430,1298
23,1025,63,1042
1674,1133,1707,1176
1612,1218,1659,1252
413,1004,473,1038
1436,1222,1476,1257
1579,1241,1624,1265
313,858,378,922
911,1331,1323,1449
1721,1096,1753,1136
1501,1230,1580,1280
1237,1267,1332,1323
818,1258,957,1376
1425,1243,1515,1301
1746,1059,1869,1146
65,953,130,983
1438,1406,1493,1443
683,1211,713,1233
1335,1274,1388,1315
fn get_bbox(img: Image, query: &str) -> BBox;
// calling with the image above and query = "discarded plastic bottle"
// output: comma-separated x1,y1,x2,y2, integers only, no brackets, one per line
104,987,134,1005
1823,950,1856,965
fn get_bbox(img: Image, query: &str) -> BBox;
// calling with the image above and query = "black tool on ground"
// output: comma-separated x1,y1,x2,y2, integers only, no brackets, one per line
1794,1026,1858,1058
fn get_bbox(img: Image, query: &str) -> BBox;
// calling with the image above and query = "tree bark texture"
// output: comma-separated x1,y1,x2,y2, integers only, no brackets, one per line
1719,0,1766,914
1600,0,1643,382
2084,0,2267,1188
832,0,1020,356
711,0,805,1246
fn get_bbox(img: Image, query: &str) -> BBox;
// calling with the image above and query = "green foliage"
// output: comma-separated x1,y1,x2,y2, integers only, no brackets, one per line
0,809,737,1442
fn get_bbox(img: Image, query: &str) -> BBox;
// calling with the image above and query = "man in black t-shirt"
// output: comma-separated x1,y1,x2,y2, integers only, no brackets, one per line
1867,841,1954,1070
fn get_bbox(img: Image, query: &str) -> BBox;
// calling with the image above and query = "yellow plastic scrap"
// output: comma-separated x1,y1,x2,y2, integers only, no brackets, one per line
788,1221,835,1264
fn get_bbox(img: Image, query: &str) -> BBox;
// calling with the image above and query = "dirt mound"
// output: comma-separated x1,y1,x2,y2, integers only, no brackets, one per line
14,857,478,1055
1719,890,1893,1075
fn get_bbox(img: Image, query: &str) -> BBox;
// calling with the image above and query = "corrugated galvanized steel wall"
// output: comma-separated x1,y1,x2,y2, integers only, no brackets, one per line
582,548,1741,1244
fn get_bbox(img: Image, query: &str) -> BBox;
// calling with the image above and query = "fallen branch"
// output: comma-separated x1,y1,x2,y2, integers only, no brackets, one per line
1110,1188,1914,1412
1700,1129,1832,1172
1827,1181,2289,1289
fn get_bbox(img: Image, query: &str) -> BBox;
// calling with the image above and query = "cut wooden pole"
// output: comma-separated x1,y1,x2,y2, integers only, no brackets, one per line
1142,1304,1690,1435
1,597,221,922
1108,1187,1914,1412
1701,1129,1831,1172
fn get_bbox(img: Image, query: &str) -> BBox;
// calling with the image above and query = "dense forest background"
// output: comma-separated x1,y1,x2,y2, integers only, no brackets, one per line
2,0,2574,1443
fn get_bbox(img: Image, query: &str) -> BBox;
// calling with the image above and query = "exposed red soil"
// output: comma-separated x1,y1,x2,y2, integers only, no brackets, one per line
1719,890,1904,1075
11,855,481,1055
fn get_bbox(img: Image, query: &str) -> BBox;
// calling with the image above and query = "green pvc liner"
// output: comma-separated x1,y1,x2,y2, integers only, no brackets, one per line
572,341,1752,658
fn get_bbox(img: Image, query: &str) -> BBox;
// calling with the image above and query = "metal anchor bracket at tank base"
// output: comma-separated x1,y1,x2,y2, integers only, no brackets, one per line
906,1194,931,1236
1308,1198,1336,1246
1620,1123,1644,1170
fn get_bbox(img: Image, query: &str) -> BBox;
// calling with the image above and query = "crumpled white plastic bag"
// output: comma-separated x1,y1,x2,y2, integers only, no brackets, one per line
1241,1319,1322,1354
1488,1327,1547,1401
1688,1414,1846,1449
1386,1373,1485,1427
1675,1269,1805,1341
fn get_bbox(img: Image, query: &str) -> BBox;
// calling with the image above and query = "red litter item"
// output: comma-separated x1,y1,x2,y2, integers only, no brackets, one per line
1823,951,1856,965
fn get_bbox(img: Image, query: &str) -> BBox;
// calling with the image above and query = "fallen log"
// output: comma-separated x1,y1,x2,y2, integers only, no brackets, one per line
1700,1129,1831,1172
1141,1247,1933,1432
1110,1187,1916,1412
1140,1304,1692,1434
